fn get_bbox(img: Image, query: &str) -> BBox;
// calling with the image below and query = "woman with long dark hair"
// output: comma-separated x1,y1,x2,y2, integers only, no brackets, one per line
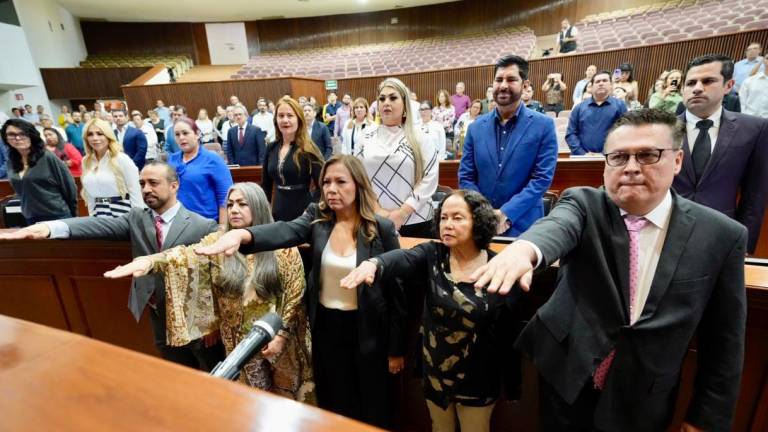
193,155,405,429
261,96,325,222
42,127,82,176
1,119,77,224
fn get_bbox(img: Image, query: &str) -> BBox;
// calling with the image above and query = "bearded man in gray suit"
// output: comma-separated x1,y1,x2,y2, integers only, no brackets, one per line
3,161,224,370
472,110,746,432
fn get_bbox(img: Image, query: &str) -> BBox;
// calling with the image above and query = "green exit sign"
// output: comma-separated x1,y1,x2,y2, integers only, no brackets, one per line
325,80,338,90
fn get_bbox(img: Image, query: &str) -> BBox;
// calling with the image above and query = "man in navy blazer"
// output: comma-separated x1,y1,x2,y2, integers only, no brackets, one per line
304,103,333,159
673,54,768,253
225,106,266,165
113,109,147,170
459,54,558,236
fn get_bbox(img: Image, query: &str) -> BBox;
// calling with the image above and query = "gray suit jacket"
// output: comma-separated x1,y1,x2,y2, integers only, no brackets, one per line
516,187,746,431
64,205,218,320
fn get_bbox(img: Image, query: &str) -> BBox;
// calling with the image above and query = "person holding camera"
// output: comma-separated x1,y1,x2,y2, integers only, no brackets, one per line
541,72,567,114
649,69,684,114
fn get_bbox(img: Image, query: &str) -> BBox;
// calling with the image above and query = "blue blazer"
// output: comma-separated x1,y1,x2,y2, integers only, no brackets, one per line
119,127,148,170
310,121,333,160
226,124,266,166
458,105,558,236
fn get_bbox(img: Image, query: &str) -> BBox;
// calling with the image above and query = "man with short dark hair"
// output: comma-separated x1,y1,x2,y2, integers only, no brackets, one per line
573,65,597,105
459,54,558,236
674,53,768,254
474,109,747,432
451,82,472,119
566,70,627,155
0,161,225,371
154,100,171,127
333,94,353,139
322,93,341,135
113,109,148,169
304,103,332,160
556,18,578,54
480,85,494,113
65,111,85,154
250,98,275,144
164,105,186,154
225,105,266,166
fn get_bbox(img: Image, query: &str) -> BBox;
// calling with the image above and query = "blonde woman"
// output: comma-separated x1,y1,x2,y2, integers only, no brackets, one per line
341,97,377,155
356,77,439,238
196,108,215,144
648,69,684,114
80,118,144,217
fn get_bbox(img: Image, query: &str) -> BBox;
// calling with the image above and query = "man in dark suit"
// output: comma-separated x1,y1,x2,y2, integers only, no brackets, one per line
472,110,746,432
673,53,768,254
112,108,147,170
304,103,333,159
225,106,266,165
2,161,224,371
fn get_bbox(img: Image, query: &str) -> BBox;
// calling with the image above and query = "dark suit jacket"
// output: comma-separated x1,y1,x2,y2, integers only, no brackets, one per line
310,120,333,160
63,205,218,332
119,127,148,170
516,187,746,431
241,203,406,356
226,124,266,166
673,109,768,253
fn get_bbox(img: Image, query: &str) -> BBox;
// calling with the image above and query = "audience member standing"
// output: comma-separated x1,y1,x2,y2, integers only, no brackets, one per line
341,98,376,155
39,114,66,138
734,42,765,92
419,101,447,161
154,100,172,127
432,89,456,145
615,63,639,102
357,78,439,238
80,118,144,218
23,104,40,125
573,65,597,105
132,113,158,163
566,70,627,155
522,86,545,113
113,109,147,170
333,94,352,140
556,19,578,54
322,93,342,135
450,82,472,119
225,106,266,166
262,97,325,222
739,56,768,118
304,103,333,160
459,54,558,236
542,73,567,114
453,99,483,157
480,86,494,114
473,109,747,432
250,98,276,144
649,69,683,114
147,110,165,148
57,105,72,128
1,119,77,224
168,117,233,223
673,54,768,254
43,127,82,177
195,109,215,145
164,106,185,154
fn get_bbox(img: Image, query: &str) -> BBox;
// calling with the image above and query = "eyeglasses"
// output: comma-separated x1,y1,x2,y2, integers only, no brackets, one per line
5,133,29,141
419,107,431,111
603,149,675,167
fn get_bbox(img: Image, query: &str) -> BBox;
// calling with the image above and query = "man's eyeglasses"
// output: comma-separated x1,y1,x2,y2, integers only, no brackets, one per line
603,149,675,167
5,133,29,141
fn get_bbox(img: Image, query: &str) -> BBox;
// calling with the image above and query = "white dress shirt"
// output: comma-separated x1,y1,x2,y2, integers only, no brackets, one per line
45,201,181,240
80,153,145,214
251,112,276,143
740,73,768,119
685,109,721,154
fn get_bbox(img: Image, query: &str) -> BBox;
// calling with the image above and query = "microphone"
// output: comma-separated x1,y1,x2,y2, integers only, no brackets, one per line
210,312,283,381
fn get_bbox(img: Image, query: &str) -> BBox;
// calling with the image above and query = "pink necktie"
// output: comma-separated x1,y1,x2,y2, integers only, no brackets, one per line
594,215,648,390
238,127,245,145
154,215,164,250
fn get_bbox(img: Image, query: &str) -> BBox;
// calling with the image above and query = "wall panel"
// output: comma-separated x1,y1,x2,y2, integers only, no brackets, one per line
40,67,151,99
80,21,199,63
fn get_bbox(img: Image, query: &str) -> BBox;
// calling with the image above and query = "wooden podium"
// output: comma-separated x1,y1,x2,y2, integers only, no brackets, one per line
0,314,381,431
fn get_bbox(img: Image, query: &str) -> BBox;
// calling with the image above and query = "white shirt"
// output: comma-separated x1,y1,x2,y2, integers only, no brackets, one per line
80,152,145,214
46,201,181,240
138,122,158,159
685,109,721,154
341,119,377,155
355,125,439,226
319,243,358,310
195,119,215,143
409,99,422,126
421,120,447,161
556,25,578,45
740,72,768,119
251,111,275,143
114,125,128,144
220,120,234,144
151,201,181,247
527,191,672,324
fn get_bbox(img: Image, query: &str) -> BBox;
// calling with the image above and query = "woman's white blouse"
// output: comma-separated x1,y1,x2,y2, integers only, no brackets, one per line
355,124,439,226
80,153,145,214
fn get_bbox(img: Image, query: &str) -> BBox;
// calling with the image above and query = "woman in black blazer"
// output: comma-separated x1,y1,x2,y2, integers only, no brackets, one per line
197,154,405,428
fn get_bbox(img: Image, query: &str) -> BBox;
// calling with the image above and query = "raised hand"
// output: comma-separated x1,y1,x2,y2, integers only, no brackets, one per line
339,260,378,290
103,257,153,279
194,229,251,256
470,240,537,294
0,224,50,240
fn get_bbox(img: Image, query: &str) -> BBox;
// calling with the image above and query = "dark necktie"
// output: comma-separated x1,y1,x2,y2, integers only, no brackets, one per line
691,119,713,182
239,127,245,145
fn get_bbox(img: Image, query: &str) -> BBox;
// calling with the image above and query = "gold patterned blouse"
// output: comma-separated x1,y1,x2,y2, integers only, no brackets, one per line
154,231,315,403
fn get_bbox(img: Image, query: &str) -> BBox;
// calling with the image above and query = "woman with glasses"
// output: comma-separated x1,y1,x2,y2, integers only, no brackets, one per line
355,78,439,238
80,118,144,218
1,119,77,224
419,101,447,161
341,98,376,155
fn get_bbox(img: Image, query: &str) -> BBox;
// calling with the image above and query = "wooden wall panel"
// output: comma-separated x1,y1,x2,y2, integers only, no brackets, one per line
41,67,151,99
80,21,199,63
191,23,211,66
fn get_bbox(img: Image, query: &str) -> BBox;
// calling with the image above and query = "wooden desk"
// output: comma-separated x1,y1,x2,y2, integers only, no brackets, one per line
0,314,381,431
1,235,766,431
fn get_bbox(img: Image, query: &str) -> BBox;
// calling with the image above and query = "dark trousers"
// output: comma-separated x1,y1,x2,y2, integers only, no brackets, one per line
399,220,435,239
539,374,603,432
313,304,391,429
148,298,226,371
544,103,565,114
